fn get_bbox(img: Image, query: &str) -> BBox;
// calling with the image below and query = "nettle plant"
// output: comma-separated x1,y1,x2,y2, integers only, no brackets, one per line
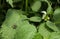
0,0,60,39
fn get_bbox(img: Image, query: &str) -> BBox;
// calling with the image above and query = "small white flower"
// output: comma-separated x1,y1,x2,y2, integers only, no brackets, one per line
41,11,47,14
41,11,47,19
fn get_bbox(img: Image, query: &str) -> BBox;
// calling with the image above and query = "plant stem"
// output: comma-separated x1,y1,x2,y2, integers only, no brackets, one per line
25,0,28,12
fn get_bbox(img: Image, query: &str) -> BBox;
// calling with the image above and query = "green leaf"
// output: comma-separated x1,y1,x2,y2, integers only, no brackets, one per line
29,16,41,22
31,1,41,12
49,32,60,39
46,21,59,32
1,9,37,39
6,9,26,18
1,9,20,39
14,15,37,39
1,25,16,39
53,8,60,24
38,23,50,39
47,6,53,14
3,9,20,26
33,33,43,39
53,8,60,30
15,20,37,39
6,0,13,7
